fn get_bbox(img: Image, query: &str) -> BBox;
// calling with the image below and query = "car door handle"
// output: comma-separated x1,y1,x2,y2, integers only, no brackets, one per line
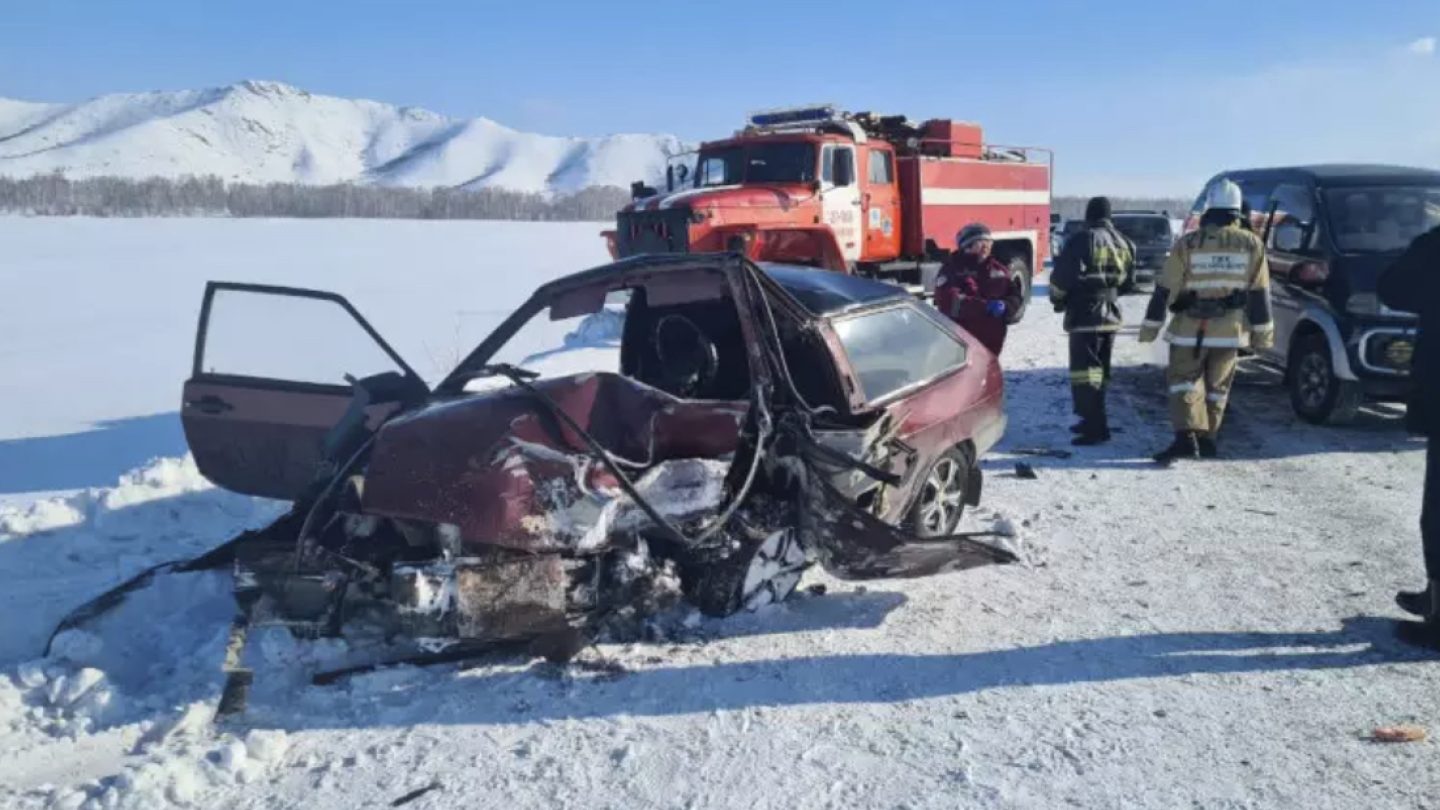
187,395,234,415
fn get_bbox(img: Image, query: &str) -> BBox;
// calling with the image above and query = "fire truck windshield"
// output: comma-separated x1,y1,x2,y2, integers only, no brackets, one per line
694,143,818,187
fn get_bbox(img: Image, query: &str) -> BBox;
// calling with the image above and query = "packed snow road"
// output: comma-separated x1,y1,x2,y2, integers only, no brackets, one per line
1,218,1436,809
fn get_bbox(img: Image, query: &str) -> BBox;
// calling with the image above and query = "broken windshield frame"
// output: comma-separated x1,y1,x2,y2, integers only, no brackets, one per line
434,261,754,397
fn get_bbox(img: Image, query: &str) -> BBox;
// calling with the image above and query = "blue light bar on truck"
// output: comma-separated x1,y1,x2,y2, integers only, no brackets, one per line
748,104,839,128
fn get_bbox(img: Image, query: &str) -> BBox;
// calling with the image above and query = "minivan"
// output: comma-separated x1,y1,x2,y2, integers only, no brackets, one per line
1188,165,1440,424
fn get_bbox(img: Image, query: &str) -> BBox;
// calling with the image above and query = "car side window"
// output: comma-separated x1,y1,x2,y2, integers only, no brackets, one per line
831,305,967,403
1268,183,1318,252
868,150,894,184
200,288,407,386
1237,176,1277,227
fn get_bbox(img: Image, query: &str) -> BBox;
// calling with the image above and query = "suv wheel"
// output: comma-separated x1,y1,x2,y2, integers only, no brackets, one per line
1004,255,1032,324
1289,333,1362,425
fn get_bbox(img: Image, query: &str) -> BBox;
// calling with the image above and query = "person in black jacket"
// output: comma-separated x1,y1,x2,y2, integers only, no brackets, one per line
1049,197,1136,445
1378,224,1440,623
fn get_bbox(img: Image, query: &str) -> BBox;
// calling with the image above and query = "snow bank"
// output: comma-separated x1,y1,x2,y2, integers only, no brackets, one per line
1,456,220,539
0,455,281,665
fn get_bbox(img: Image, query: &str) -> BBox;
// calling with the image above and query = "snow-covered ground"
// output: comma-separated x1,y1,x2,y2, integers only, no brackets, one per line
2,218,1437,809
0,81,680,195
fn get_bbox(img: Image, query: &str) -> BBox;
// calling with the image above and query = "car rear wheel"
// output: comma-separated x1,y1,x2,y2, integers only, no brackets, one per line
908,447,972,538
685,527,808,617
1289,333,1362,425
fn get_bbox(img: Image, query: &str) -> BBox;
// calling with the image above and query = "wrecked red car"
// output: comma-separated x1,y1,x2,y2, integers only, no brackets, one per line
169,255,1010,676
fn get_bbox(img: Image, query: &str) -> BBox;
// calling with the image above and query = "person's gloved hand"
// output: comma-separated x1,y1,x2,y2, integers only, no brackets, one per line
1138,323,1159,343
986,300,1007,318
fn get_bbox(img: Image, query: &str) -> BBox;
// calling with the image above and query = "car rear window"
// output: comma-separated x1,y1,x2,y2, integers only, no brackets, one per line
832,304,967,403
1113,216,1173,242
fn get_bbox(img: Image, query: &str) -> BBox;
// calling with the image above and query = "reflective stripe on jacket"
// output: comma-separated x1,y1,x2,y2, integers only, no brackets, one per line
1049,220,1134,333
1143,222,1271,347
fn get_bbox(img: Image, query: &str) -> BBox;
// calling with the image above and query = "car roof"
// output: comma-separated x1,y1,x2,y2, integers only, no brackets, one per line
1224,164,1440,187
759,262,910,315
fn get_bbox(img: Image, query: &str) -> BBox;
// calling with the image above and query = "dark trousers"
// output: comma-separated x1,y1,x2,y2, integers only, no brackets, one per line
1068,332,1115,430
1424,438,1440,579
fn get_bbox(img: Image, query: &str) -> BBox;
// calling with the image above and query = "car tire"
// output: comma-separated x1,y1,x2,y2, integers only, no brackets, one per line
1004,255,1032,324
906,446,973,538
684,527,808,617
1289,333,1362,425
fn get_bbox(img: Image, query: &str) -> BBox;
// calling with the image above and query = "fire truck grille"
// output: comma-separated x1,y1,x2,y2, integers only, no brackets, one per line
615,207,692,257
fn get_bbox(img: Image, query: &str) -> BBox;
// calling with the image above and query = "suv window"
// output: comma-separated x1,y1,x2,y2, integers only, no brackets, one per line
1324,185,1440,254
868,150,894,184
1268,183,1318,251
832,305,967,402
1237,175,1277,217
1112,215,1172,243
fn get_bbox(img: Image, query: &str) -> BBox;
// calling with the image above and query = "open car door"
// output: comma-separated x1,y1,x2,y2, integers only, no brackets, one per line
182,282,427,501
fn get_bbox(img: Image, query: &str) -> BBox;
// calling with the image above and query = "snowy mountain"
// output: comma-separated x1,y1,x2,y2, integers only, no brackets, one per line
0,81,682,194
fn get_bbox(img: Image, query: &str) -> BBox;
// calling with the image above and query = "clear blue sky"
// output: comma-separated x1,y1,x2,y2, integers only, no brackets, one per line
3,0,1437,194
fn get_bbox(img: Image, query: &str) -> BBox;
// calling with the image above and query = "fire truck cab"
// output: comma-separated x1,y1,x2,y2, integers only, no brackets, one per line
605,105,1052,320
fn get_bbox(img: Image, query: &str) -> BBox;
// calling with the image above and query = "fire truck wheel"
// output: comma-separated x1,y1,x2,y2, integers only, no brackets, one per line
1003,255,1032,324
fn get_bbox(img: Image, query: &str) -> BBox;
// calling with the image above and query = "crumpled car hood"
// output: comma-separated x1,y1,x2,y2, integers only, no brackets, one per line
360,372,748,553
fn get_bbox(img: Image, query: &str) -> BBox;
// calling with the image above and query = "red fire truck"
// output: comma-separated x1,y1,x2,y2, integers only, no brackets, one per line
604,105,1052,319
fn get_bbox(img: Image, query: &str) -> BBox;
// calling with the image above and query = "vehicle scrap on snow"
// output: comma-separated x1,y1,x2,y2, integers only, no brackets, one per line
51,254,1015,710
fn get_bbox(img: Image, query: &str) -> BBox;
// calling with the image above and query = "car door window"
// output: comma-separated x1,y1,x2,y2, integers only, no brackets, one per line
1236,176,1276,229
200,286,410,387
1268,183,1317,252
832,305,967,403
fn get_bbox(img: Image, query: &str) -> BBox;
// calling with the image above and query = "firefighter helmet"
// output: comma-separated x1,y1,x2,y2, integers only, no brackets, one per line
1205,179,1243,212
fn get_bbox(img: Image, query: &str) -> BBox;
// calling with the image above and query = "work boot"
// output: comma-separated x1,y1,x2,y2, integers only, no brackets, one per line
1072,428,1111,447
1397,580,1440,620
1152,432,1200,464
1197,436,1219,459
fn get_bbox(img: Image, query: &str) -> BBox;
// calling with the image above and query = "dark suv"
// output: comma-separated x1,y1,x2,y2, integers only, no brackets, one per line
1188,165,1440,424
1111,210,1174,285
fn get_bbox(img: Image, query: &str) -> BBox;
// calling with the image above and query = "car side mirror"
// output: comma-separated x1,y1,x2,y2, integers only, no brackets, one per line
1274,221,1306,253
833,155,853,188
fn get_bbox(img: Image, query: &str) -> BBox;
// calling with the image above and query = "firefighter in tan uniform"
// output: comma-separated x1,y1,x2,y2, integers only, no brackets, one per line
1140,180,1274,462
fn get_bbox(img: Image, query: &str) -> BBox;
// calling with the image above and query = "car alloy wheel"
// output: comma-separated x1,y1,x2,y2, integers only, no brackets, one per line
739,528,808,611
1288,333,1362,425
917,455,967,537
1296,350,1331,412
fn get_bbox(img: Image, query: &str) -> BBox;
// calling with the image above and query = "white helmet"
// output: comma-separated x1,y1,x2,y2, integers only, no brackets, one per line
1205,179,1243,212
